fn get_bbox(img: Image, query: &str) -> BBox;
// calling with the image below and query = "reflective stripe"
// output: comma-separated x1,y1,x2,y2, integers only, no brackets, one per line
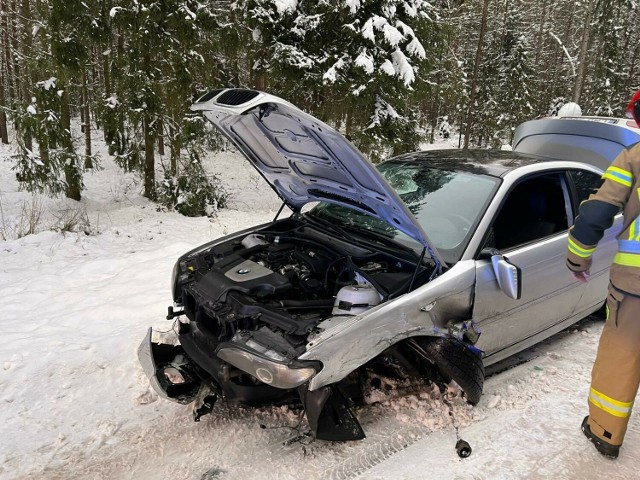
629,218,640,240
603,166,633,187
568,238,596,258
614,251,640,267
618,239,640,253
636,190,640,241
589,387,633,418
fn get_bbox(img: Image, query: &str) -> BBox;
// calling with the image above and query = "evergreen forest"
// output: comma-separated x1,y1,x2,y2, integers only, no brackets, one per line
0,0,638,212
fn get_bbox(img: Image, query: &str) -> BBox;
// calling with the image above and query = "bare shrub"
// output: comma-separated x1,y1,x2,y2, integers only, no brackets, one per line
52,206,90,234
0,196,44,240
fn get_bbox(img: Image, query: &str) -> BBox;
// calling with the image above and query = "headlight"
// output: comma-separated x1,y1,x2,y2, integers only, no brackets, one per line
217,346,317,389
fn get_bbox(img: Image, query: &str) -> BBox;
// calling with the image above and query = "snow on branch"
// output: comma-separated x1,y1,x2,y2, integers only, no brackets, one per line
345,0,362,14
368,96,401,129
355,49,375,74
406,37,426,59
392,49,415,85
383,23,404,47
380,59,396,77
272,0,297,15
323,57,346,84
548,31,576,77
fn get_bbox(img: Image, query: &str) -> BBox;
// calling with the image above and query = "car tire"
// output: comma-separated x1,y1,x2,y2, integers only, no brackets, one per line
593,301,607,320
410,336,485,406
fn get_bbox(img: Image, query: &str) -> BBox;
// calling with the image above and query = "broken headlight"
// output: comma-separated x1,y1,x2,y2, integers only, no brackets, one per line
217,345,317,389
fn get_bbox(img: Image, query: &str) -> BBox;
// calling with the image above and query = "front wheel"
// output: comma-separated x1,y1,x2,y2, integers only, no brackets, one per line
406,336,485,405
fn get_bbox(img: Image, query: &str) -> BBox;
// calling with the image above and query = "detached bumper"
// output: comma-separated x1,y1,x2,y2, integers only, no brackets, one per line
137,328,201,404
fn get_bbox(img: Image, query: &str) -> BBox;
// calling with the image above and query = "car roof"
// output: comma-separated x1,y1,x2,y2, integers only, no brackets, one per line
512,117,640,170
387,148,591,178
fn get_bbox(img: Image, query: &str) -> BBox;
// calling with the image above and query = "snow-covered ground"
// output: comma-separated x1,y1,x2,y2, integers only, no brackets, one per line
0,133,638,480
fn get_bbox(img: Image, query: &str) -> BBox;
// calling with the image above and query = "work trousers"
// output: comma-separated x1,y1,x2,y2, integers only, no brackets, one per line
587,284,640,446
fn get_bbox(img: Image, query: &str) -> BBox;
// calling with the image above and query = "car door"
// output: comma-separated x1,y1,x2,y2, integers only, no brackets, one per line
472,171,584,359
567,169,620,312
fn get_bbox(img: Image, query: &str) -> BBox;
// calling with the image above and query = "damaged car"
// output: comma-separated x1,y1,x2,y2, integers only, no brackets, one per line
138,89,623,441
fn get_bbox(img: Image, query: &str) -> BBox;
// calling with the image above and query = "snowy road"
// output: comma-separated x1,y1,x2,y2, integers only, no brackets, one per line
1,141,638,479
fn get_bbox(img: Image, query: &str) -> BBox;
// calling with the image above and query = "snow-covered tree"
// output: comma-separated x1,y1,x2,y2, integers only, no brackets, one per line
248,0,450,161
12,78,78,197
589,0,632,116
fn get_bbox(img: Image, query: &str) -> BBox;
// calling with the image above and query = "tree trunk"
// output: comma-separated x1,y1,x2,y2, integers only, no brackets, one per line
345,107,353,141
20,0,31,97
82,71,93,168
143,114,155,199
9,0,19,101
429,101,437,144
142,49,155,199
534,0,549,68
623,9,638,94
61,86,82,201
254,71,266,91
572,0,594,104
549,0,576,102
39,130,49,169
102,49,112,142
169,108,180,175
0,66,8,143
16,0,32,153
1,0,15,102
464,0,490,149
157,116,164,156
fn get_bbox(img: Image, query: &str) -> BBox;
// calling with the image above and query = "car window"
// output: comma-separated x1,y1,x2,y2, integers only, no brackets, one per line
489,173,569,251
308,163,500,264
568,170,603,206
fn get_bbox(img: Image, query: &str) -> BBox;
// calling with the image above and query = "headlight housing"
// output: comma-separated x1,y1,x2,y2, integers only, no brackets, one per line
217,345,317,389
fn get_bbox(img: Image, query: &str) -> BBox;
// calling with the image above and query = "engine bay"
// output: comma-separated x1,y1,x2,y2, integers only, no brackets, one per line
175,219,432,353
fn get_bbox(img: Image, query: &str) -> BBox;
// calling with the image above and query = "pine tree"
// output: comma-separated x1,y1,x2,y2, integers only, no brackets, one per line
589,0,632,116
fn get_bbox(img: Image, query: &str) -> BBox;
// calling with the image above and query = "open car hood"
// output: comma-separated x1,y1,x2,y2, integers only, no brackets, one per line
191,88,446,268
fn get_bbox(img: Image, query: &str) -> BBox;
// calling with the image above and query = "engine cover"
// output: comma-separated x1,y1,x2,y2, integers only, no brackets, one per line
190,255,291,302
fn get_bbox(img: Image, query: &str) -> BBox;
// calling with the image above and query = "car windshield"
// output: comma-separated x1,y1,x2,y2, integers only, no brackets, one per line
307,160,500,263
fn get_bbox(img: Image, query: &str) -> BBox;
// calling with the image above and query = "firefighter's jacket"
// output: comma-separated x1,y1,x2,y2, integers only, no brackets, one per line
567,143,640,296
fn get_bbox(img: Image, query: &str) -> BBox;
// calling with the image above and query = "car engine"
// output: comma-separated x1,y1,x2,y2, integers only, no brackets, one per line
175,222,423,354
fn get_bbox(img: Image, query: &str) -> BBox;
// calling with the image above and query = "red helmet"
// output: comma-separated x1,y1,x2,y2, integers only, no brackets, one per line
626,89,640,127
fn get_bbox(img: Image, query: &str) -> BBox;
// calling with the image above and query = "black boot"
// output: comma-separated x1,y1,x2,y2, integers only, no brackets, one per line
581,416,620,459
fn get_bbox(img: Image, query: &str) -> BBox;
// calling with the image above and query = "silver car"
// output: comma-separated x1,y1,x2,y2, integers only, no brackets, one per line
138,90,627,441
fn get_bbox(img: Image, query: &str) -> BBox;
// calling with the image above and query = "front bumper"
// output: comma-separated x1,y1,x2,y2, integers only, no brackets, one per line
138,326,364,440
138,323,318,405
137,328,201,404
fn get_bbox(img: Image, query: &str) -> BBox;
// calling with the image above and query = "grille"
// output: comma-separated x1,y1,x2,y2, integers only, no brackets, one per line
183,290,260,344
216,89,260,106
196,89,224,103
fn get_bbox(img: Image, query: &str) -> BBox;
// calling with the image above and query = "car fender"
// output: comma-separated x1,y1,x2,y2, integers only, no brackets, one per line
300,260,477,391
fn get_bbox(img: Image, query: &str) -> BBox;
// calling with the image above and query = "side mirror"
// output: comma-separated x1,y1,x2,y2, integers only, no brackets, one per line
481,248,522,300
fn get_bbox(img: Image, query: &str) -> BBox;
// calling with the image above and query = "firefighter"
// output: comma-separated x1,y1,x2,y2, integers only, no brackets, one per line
566,89,640,459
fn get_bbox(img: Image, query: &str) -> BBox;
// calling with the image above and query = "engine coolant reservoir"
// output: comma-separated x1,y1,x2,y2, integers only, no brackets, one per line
332,284,381,315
